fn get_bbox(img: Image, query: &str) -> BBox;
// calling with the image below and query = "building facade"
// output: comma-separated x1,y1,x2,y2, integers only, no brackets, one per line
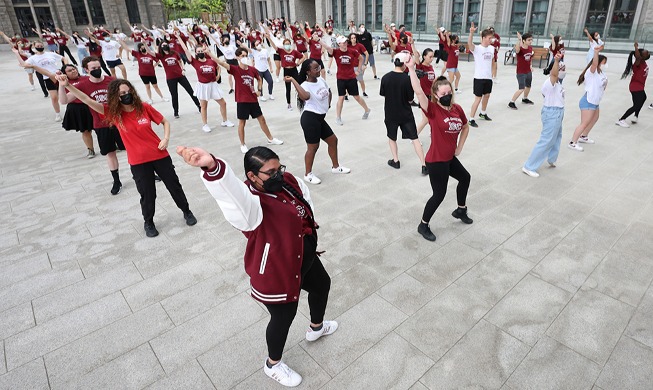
231,0,653,42
0,0,166,37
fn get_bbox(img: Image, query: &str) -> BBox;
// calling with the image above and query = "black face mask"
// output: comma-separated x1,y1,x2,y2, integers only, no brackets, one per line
196,52,205,59
438,94,453,107
120,93,134,105
261,171,284,193
35,47,44,52
89,69,102,78
140,48,146,53
161,45,169,51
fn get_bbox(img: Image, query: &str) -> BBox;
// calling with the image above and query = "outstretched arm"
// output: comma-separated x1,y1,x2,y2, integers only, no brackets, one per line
406,55,429,111
176,32,194,61
55,74,104,114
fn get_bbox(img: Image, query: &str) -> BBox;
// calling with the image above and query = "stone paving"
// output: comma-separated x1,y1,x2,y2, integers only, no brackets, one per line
0,44,652,390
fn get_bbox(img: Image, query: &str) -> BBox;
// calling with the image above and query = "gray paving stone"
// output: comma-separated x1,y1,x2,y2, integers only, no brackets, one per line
323,331,433,389
455,248,533,305
595,336,653,390
410,381,430,390
44,303,174,388
145,360,215,390
485,275,572,346
421,320,530,389
377,273,438,316
505,336,600,390
150,293,265,373
456,212,529,255
361,235,440,281
502,219,571,263
58,343,165,390
32,263,143,323
0,341,5,376
5,292,131,370
396,284,491,361
625,287,653,349
0,358,49,390
301,293,407,376
0,253,51,291
591,193,642,225
546,288,635,365
535,199,593,232
0,303,34,340
611,222,653,261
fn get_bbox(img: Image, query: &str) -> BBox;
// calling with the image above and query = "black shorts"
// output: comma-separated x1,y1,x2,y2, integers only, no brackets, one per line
44,78,58,91
385,120,418,141
106,59,123,68
473,78,493,97
237,102,263,120
337,78,359,96
273,53,281,61
300,111,334,144
140,75,158,85
94,126,124,155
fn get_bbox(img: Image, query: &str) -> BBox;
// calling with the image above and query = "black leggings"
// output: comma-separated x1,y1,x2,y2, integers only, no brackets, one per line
35,71,48,96
422,157,471,223
259,69,274,95
99,57,111,76
620,90,647,120
263,235,331,361
57,45,78,65
435,43,445,64
166,76,201,116
283,67,299,104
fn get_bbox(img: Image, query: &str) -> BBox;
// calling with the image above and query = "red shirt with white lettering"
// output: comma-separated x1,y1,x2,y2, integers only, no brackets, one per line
189,57,218,83
415,63,435,96
394,43,413,55
446,42,460,68
333,47,360,79
551,42,565,59
156,52,184,79
73,76,115,128
132,50,157,77
228,64,259,103
43,33,56,45
422,101,467,163
350,43,367,59
294,36,307,52
131,31,142,42
630,61,649,92
66,75,88,104
103,103,167,165
516,45,533,74
55,36,67,46
277,48,303,68
308,39,323,60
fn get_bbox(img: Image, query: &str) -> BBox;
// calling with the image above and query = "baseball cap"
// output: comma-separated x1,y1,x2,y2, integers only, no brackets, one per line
393,52,411,64
336,36,347,44
390,23,396,27
439,27,445,32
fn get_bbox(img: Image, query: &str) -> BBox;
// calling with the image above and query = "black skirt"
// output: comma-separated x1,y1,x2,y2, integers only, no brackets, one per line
62,103,94,131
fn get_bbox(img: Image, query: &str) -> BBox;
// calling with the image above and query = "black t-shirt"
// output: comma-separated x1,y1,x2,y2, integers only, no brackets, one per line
380,71,415,123
357,31,374,54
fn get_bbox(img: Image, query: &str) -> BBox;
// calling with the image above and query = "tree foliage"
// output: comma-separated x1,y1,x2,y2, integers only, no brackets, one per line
161,0,229,21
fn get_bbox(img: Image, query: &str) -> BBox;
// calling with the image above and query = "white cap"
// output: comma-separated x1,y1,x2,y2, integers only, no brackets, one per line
336,36,347,44
439,27,445,32
390,23,396,27
393,52,411,64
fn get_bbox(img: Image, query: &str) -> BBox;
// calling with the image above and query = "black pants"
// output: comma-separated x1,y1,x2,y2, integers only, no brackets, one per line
620,90,647,120
435,43,445,64
167,76,201,116
35,71,48,96
259,69,274,95
57,45,78,65
130,155,190,224
263,234,331,361
422,157,471,223
283,67,299,104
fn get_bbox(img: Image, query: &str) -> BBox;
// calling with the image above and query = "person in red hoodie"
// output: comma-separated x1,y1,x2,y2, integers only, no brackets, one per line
177,145,337,388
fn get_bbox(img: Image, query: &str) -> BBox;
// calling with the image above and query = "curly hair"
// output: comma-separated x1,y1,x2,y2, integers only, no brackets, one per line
105,79,144,128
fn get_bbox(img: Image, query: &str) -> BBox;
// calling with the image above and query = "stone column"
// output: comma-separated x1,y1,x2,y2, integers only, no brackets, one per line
548,0,578,36
383,0,397,25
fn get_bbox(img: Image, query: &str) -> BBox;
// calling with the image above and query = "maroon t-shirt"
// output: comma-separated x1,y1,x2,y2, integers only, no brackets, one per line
446,42,460,68
228,64,259,103
73,76,116,128
43,33,56,45
516,46,533,74
156,52,184,79
277,48,302,68
394,43,413,55
294,36,307,52
132,50,157,77
190,57,218,83
333,47,360,80
416,63,436,96
630,62,649,92
55,36,68,46
350,43,367,59
422,101,467,163
308,39,323,60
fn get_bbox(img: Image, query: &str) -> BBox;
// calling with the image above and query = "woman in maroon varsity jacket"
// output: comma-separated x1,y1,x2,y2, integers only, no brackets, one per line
177,145,337,388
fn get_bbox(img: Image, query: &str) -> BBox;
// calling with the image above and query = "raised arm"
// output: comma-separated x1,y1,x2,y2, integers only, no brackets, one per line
589,44,602,73
31,28,44,39
0,31,13,44
549,33,556,50
406,55,429,110
55,74,104,114
176,32,194,61
10,47,28,67
265,30,279,51
467,22,476,52
633,41,642,65
549,53,562,85
583,27,592,42
514,32,522,53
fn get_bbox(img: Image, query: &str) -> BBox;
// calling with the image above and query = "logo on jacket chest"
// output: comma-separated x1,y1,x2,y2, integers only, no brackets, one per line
290,199,306,217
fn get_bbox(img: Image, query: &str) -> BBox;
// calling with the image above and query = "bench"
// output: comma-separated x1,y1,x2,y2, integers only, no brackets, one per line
504,47,550,68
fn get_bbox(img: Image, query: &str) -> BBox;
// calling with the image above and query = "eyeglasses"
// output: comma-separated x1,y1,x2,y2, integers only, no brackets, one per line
259,164,286,177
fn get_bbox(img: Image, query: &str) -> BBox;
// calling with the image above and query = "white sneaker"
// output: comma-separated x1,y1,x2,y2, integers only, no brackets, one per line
335,117,343,126
615,119,630,128
362,110,371,119
287,104,293,111
202,124,212,133
268,95,275,100
240,144,249,154
631,117,638,124
161,96,170,102
305,320,338,341
267,138,284,145
649,103,653,110
263,360,302,387
455,89,462,94
331,166,351,174
221,120,235,127
304,172,322,184
521,167,539,178
146,99,154,104
30,85,35,91
276,77,280,82
493,78,500,84
567,142,584,152
326,69,331,74
54,114,61,122
578,136,595,144
260,96,268,101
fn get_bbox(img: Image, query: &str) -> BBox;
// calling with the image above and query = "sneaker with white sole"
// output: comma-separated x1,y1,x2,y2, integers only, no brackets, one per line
31,85,35,91
221,120,235,127
202,124,212,133
522,167,539,177
146,99,154,104
649,103,653,110
304,172,321,184
267,138,284,145
264,360,302,387
578,136,595,144
268,95,275,100
615,119,630,128
331,166,351,174
567,142,584,151
631,117,638,124
362,110,371,119
54,114,62,122
335,117,343,126
86,149,96,159
455,88,462,94
240,144,249,154
305,320,338,341
161,97,170,102
260,96,267,101
287,104,293,111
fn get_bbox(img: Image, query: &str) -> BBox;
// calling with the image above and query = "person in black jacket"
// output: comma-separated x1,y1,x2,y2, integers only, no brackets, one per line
357,23,378,79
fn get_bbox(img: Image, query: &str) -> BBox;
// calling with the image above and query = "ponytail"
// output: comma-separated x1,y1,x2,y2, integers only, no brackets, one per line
577,54,607,85
421,48,434,64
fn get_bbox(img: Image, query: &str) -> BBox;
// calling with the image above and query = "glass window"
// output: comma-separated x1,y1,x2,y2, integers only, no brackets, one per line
70,0,89,25
530,0,549,35
241,1,248,20
510,0,528,33
279,0,285,19
125,0,141,24
365,0,372,27
609,0,637,38
467,0,481,27
14,7,36,36
416,0,427,31
340,0,346,27
375,0,383,30
585,0,609,35
12,0,29,4
88,0,105,25
404,0,414,29
451,0,465,33
331,0,338,28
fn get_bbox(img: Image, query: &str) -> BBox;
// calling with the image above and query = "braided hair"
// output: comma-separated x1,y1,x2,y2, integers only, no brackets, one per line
621,49,650,79
296,58,317,111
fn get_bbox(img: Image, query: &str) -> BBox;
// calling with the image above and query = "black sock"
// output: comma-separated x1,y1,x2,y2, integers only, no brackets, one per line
310,323,323,331
111,169,120,183
266,359,276,368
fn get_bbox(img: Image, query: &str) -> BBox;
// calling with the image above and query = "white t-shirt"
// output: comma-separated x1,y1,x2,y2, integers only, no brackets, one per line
73,36,88,49
301,77,330,114
99,40,120,61
112,33,127,41
584,68,608,105
25,52,63,73
541,79,565,108
251,48,270,72
219,44,237,60
472,44,494,79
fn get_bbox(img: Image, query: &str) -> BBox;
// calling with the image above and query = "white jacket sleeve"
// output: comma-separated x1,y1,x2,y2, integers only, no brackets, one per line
294,175,315,215
201,158,263,232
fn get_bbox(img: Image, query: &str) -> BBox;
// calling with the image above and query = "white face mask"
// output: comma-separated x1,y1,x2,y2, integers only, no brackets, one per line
595,34,601,40
557,70,566,81
359,27,365,33
256,44,262,50
558,40,564,45
601,62,608,70
240,57,249,65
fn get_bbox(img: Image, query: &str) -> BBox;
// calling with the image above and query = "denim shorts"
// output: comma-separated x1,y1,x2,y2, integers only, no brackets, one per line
446,68,458,73
579,93,599,111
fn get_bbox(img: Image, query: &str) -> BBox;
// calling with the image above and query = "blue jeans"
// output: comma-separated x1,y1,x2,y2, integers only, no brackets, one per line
77,48,90,74
524,106,564,171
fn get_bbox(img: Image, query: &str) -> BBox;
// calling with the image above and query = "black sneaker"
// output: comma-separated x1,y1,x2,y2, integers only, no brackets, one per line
344,96,349,101
174,114,180,119
410,101,420,107
522,98,535,105
228,89,234,94
154,175,162,182
508,102,518,110
452,207,473,224
144,222,159,237
469,119,478,128
184,211,197,226
421,165,428,176
387,159,400,169
479,113,492,121
363,92,368,97
110,181,122,195
374,75,379,79
417,223,436,241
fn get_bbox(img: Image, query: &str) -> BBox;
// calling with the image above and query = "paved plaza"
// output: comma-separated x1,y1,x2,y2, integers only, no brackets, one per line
0,45,653,389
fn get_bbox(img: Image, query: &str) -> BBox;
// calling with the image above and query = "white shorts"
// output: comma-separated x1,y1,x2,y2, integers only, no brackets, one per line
194,81,224,101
